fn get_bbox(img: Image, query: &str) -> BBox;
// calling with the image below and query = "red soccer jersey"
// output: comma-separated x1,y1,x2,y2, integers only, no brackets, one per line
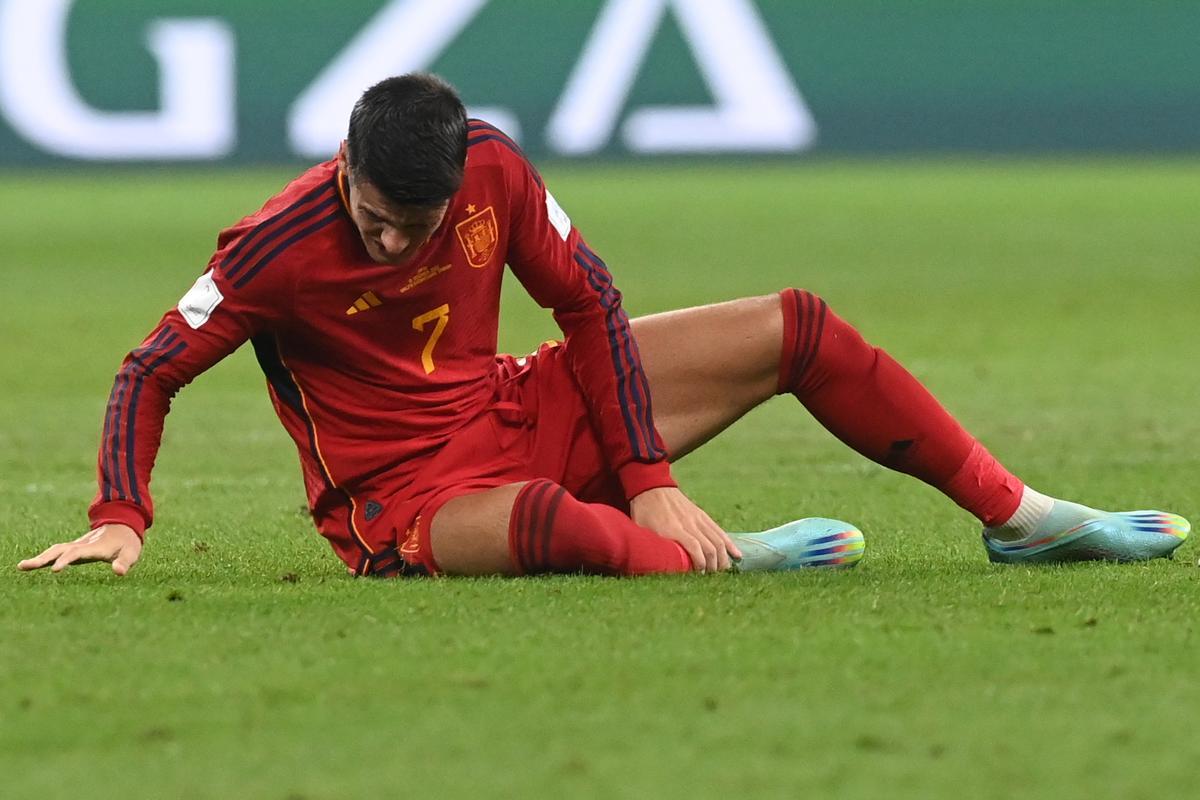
88,122,674,570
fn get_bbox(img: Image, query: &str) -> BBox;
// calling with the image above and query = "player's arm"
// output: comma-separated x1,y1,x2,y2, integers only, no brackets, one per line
492,129,737,571
18,247,294,576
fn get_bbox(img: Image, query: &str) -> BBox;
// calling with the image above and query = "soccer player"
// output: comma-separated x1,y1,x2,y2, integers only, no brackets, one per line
17,74,1189,578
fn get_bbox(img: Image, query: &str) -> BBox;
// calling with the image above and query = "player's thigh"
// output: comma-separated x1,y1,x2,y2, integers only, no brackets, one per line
428,482,526,576
631,293,782,459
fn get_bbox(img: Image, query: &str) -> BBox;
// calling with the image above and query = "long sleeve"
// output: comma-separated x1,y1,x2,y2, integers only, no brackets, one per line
89,225,300,536
494,130,675,500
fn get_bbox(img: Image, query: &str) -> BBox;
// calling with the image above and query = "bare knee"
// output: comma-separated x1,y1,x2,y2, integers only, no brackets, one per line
695,293,783,382
429,482,526,576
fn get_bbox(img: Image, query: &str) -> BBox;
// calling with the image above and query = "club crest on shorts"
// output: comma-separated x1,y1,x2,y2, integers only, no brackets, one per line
455,206,499,268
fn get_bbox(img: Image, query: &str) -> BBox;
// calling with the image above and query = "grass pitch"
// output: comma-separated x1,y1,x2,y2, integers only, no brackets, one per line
1,161,1198,799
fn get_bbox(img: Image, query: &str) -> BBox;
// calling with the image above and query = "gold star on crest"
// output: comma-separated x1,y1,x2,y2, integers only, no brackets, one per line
465,204,477,214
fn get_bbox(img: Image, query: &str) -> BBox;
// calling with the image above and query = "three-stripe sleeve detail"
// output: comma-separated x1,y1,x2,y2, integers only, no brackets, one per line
466,120,544,188
100,326,188,504
219,180,342,289
572,243,665,462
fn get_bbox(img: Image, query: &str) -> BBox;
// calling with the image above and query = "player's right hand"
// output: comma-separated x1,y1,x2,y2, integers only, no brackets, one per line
17,524,142,576
630,486,740,573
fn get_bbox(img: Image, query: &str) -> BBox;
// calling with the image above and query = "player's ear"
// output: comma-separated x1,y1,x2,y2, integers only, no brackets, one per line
337,140,350,173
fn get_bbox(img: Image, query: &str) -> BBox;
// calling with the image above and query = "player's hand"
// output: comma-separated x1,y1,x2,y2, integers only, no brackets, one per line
629,487,740,573
17,524,143,576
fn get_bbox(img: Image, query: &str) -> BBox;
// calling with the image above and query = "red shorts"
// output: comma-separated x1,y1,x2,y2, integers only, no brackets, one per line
381,342,625,576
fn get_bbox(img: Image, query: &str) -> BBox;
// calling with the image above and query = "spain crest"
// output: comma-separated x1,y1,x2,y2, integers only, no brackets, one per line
455,205,499,268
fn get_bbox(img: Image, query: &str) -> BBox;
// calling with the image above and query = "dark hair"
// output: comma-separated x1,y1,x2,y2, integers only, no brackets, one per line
346,73,468,207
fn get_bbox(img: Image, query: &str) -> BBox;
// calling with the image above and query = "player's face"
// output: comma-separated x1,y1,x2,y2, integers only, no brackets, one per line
345,178,449,267
338,143,449,266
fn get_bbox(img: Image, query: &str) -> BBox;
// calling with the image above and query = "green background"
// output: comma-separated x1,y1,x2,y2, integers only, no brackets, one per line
1,0,1198,163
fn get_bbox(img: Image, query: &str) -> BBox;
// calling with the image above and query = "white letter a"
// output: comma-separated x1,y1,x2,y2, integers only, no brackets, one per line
547,0,816,155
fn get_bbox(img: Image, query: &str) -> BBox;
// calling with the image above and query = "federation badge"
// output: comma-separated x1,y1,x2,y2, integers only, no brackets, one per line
455,205,499,268
400,517,423,555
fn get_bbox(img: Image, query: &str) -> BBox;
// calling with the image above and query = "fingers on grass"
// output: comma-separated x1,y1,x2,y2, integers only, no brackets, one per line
52,541,111,572
51,546,83,572
112,548,137,576
18,543,69,571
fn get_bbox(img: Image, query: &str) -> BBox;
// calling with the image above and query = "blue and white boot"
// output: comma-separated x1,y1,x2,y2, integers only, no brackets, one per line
984,497,1189,564
729,518,865,572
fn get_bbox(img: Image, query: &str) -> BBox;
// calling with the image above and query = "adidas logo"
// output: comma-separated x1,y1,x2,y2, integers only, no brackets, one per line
346,291,382,315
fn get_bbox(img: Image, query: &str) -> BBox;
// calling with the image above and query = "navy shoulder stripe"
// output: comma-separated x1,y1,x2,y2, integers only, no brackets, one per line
227,193,340,282
231,205,342,289
467,121,544,188
221,180,337,279
468,118,507,136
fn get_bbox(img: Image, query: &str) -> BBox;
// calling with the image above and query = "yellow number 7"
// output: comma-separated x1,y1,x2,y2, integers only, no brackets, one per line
412,303,450,374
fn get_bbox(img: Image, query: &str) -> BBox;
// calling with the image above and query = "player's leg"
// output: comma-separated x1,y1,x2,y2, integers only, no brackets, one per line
629,293,783,460
427,479,864,575
427,480,692,576
633,292,996,496
632,290,1189,562
426,483,523,575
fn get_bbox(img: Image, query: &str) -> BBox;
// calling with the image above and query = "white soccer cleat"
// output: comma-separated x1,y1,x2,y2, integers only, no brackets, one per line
729,518,865,572
984,501,1189,564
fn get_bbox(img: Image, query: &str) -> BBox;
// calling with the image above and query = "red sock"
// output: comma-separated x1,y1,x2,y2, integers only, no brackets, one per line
508,480,692,575
778,288,1022,526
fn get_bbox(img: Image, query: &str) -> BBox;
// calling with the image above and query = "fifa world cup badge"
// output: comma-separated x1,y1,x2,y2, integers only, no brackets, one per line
455,206,499,268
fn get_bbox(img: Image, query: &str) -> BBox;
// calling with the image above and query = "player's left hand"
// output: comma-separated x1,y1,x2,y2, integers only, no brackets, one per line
630,487,741,573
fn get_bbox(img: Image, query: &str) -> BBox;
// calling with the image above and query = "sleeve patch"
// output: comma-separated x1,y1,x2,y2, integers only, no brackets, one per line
545,189,571,241
177,269,224,329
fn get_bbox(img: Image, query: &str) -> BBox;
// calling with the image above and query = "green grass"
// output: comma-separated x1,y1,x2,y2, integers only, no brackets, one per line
1,161,1198,799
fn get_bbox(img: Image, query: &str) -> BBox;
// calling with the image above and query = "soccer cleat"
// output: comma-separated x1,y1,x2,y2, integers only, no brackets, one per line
984,501,1190,564
728,518,865,572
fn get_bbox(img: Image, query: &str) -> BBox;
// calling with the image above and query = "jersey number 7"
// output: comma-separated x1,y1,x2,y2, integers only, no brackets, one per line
412,303,450,374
